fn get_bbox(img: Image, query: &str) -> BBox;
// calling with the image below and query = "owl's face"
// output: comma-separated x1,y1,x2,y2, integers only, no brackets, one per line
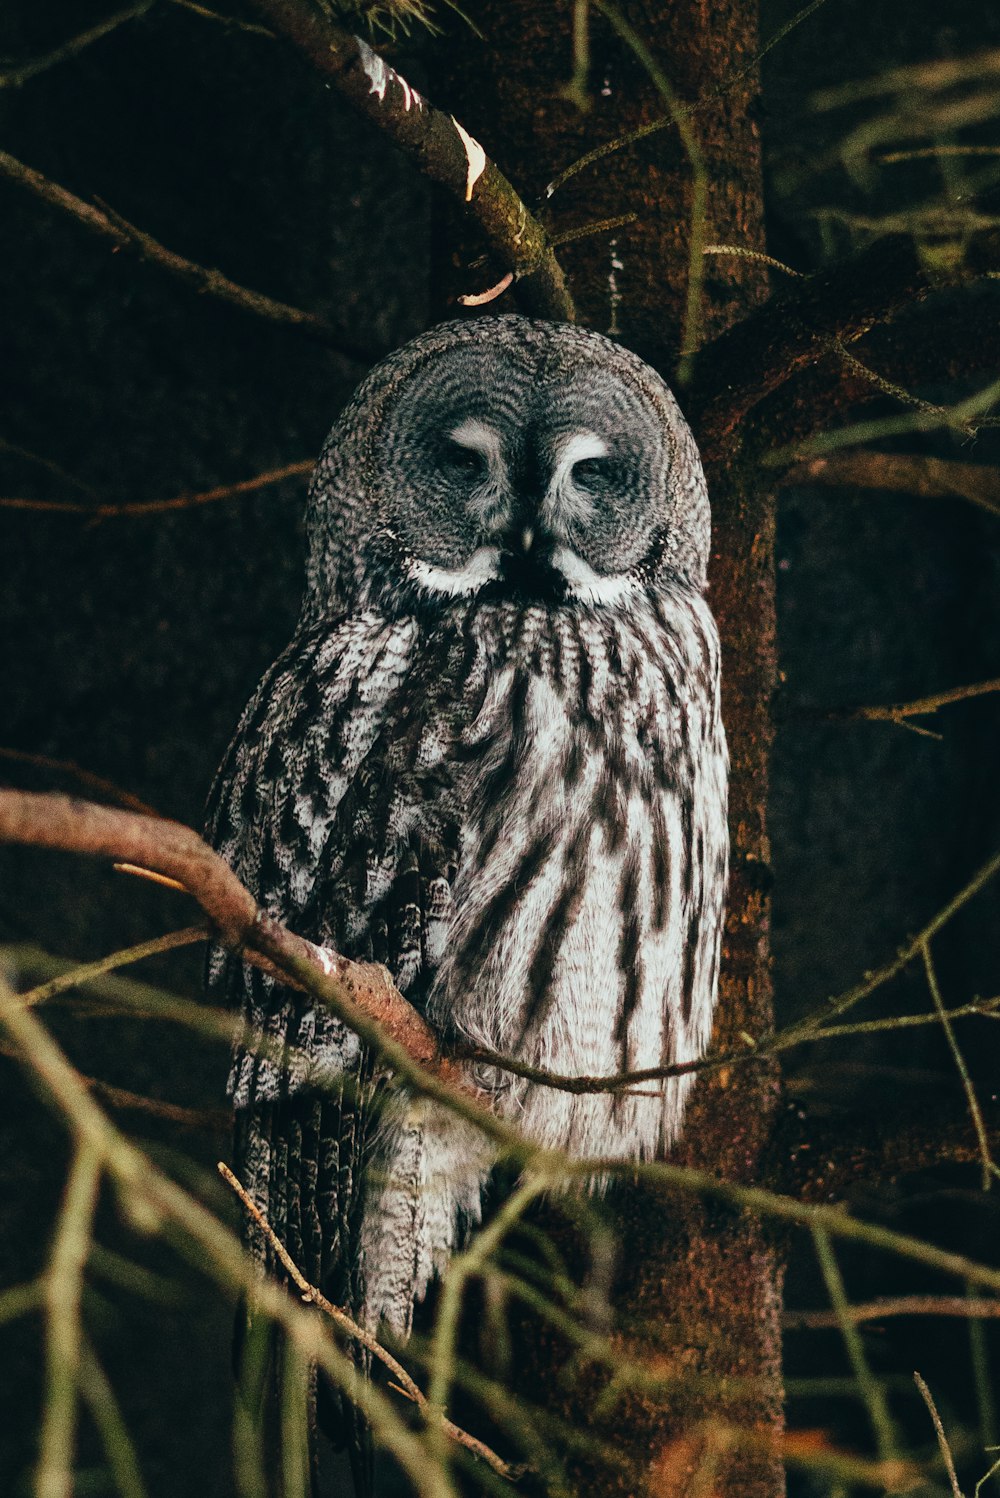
372,341,681,608
302,318,710,628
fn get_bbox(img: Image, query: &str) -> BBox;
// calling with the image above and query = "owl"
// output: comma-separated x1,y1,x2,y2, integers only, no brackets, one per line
206,314,728,1485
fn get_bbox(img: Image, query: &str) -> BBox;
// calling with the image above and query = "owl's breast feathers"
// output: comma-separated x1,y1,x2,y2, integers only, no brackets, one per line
209,586,726,1160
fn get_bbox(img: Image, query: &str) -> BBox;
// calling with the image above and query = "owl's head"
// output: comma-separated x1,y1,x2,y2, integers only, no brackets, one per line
302,317,710,625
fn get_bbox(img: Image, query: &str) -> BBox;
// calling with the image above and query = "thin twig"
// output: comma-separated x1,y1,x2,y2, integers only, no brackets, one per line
84,1076,228,1133
812,1227,900,1465
38,1144,103,1498
593,0,707,381
0,437,99,496
78,1339,151,1498
829,677,1000,730
785,451,1000,519
0,1,156,90
0,979,458,1498
218,1162,525,1480
922,942,998,1191
16,926,207,1009
785,1296,1000,1330
914,1372,965,1498
169,0,274,36
0,151,373,362
545,0,831,199
0,458,313,518
427,1175,549,1470
0,746,159,815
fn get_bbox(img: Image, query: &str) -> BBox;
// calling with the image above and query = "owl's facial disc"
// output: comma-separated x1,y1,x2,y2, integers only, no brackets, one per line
373,342,675,606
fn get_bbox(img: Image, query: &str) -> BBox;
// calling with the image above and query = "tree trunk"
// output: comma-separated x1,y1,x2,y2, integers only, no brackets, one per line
434,4,782,1493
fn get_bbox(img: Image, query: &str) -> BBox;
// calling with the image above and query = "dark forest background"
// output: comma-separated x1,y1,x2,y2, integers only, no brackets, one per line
1,1,999,1493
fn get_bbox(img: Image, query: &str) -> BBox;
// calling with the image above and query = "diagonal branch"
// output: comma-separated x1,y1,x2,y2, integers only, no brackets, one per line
0,789,476,1101
0,458,313,519
784,451,1000,520
0,1,156,90
688,229,1000,454
0,151,375,363
218,1161,526,1481
242,0,574,321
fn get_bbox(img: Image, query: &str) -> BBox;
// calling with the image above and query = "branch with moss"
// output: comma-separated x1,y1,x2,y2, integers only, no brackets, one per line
241,0,574,320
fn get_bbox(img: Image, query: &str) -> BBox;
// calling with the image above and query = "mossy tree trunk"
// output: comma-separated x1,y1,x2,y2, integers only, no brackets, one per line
435,4,783,1493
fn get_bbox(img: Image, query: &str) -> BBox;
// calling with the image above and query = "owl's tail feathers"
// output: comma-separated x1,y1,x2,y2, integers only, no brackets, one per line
359,1096,495,1339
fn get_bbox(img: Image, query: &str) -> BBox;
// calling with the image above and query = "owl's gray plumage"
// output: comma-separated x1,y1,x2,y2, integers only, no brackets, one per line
206,314,727,1475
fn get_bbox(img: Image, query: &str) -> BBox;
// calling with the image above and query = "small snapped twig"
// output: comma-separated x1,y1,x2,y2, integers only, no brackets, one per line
829,677,1000,731
218,1162,525,1481
0,458,313,519
0,151,373,362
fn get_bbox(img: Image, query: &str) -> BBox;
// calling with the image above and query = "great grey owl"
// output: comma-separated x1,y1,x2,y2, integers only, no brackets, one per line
206,313,728,1477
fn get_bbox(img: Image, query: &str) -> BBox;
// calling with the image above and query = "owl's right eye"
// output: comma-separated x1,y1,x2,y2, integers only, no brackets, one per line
440,439,487,479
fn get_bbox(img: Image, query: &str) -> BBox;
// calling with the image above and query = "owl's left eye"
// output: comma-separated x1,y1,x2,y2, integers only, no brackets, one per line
572,455,619,490
440,440,487,479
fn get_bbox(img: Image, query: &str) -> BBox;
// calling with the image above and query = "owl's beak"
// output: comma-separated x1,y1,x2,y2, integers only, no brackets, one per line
495,523,565,602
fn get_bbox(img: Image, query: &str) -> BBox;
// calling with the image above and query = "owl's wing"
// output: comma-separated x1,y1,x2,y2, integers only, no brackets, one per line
206,611,461,1486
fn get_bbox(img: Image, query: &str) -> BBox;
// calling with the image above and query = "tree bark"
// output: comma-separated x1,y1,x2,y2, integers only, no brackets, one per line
435,4,782,1494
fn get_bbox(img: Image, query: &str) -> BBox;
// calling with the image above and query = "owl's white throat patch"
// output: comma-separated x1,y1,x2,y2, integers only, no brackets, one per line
552,546,640,606
407,547,500,597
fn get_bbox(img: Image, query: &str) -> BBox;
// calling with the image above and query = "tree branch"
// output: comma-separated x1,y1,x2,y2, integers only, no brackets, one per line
785,1297,1000,1331
784,451,1000,520
827,678,1000,731
688,230,1000,453
0,1,156,90
0,151,374,362
0,746,160,814
218,1162,526,1481
241,0,574,321
0,458,313,518
0,789,475,1099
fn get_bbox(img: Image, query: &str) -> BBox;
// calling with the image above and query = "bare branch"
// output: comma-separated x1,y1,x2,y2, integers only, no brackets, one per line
785,1297,1000,1330
218,1162,526,1481
785,451,1000,520
0,790,479,1102
914,1373,964,1498
0,151,374,362
0,458,313,518
688,230,1000,453
0,1,155,91
0,746,160,814
16,926,207,1009
83,1076,228,1133
460,846,1000,1092
828,677,1000,729
241,0,574,321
